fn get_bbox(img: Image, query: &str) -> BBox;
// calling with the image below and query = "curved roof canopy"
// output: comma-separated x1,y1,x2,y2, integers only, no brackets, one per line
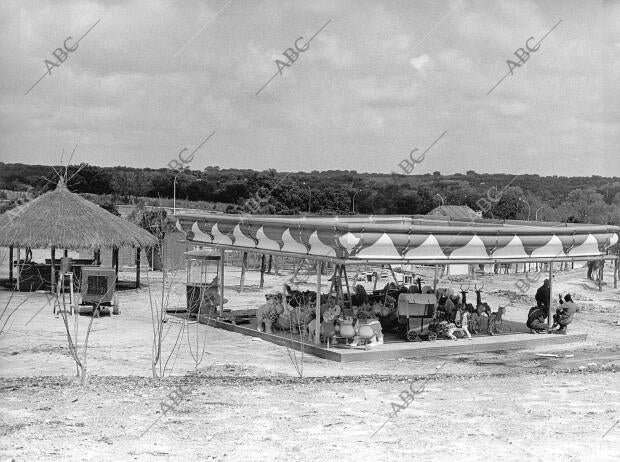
0,179,158,249
175,213,620,264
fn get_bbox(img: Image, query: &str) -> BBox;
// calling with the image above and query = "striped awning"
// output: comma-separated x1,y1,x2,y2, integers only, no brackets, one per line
174,214,619,263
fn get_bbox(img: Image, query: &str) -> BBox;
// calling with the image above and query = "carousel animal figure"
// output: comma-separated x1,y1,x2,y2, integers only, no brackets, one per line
307,301,341,343
474,284,485,309
436,320,467,340
256,294,283,334
408,284,420,294
350,312,384,348
458,307,472,339
465,303,477,333
459,285,470,305
472,302,491,334
421,285,434,294
488,306,506,335
587,260,604,282
337,315,356,344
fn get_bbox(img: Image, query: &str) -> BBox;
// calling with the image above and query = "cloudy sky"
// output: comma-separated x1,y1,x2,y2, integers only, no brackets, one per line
1,0,618,176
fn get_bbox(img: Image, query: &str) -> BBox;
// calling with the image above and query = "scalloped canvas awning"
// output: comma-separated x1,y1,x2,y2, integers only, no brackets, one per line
174,214,620,264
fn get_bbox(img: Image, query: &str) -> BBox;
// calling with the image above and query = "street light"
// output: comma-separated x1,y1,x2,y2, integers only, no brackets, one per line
173,173,180,215
352,189,362,214
535,206,545,221
518,197,531,221
302,182,311,213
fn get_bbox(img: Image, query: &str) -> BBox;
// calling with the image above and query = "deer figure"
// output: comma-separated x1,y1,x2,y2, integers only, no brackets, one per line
474,284,485,309
459,285,470,305
488,306,506,335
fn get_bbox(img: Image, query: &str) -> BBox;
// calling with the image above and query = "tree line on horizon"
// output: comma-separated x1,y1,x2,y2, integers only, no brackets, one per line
1,162,619,226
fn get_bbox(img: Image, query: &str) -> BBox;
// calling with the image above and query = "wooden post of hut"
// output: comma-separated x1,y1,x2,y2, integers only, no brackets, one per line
135,248,141,288
8,246,13,282
112,246,119,278
50,247,56,293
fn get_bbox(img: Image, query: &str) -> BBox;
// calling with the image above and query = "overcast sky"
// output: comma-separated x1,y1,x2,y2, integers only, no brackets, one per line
0,0,618,176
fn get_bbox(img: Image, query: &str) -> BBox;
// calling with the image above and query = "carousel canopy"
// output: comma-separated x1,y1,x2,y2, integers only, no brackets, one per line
0,179,157,250
175,213,620,264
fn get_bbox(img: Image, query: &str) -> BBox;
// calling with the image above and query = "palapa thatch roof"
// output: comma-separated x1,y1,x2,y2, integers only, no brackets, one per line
0,179,157,249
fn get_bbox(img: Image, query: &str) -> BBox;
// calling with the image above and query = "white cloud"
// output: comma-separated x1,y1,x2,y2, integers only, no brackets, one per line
409,54,433,74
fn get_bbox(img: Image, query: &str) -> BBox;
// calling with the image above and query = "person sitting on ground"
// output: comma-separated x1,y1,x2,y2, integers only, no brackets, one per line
526,306,548,333
551,294,579,334
535,279,550,311
445,294,461,323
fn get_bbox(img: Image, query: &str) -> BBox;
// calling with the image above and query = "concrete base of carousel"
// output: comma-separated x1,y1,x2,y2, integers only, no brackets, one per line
196,314,588,362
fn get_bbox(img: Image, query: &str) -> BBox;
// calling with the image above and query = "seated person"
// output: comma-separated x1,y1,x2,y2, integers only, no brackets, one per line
351,285,369,307
444,295,461,323
552,294,579,334
526,306,548,333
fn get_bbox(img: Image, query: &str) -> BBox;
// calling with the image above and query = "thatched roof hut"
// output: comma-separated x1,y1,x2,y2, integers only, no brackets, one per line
0,179,157,249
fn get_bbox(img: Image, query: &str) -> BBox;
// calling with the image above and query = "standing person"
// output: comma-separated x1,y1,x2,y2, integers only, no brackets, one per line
551,294,579,334
535,279,551,311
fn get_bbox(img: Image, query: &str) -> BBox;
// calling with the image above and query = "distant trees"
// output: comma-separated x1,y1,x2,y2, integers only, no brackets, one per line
1,163,620,224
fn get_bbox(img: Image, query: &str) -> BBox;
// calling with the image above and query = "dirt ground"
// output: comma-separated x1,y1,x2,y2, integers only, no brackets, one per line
0,263,619,461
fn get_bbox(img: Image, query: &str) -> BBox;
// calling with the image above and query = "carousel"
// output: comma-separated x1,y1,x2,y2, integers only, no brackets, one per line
173,213,620,357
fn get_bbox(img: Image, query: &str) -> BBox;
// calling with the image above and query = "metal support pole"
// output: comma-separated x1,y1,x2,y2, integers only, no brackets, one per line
598,259,603,292
547,262,553,328
219,248,225,317
433,265,438,293
614,258,618,289
388,264,399,285
315,261,321,345
239,252,247,292
342,265,352,309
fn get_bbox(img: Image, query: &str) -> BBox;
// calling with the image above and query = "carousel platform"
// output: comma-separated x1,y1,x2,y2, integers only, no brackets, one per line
196,314,587,362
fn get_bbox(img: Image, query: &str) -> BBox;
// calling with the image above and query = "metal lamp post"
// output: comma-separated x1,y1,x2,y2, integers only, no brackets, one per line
302,182,311,213
519,197,531,220
535,206,544,221
352,189,362,214
173,173,180,215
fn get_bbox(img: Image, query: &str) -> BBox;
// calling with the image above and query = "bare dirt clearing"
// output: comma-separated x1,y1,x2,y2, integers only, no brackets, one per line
0,265,619,460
